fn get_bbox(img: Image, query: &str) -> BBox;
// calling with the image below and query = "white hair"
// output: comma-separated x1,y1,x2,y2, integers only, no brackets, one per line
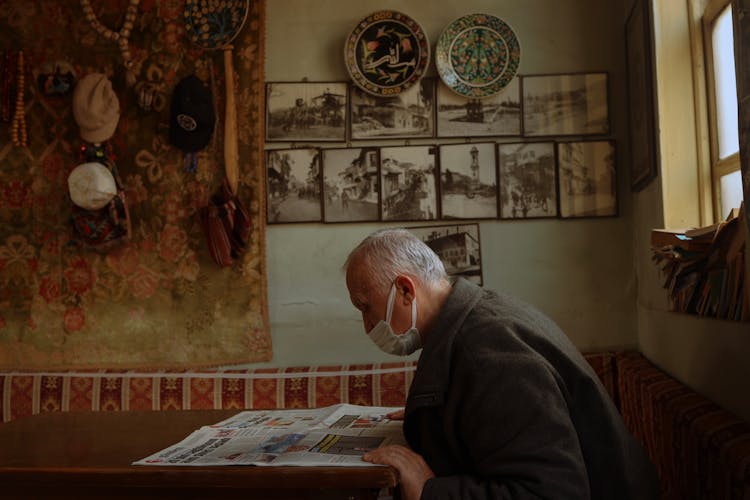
344,228,449,293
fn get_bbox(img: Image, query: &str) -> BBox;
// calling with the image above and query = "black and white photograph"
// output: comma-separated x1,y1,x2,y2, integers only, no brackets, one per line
436,78,521,137
266,148,322,223
349,78,434,139
321,147,380,223
557,140,617,218
266,82,347,142
408,224,482,285
497,142,558,219
439,143,498,219
522,73,609,137
380,146,438,221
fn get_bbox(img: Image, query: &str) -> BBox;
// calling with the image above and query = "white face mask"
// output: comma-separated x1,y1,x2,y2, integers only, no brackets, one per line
367,283,422,356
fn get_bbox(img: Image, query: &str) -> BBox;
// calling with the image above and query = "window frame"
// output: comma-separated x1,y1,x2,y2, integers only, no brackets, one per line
702,0,741,221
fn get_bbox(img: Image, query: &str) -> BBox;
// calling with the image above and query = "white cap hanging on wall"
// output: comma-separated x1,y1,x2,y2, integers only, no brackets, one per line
67,161,117,210
72,73,120,144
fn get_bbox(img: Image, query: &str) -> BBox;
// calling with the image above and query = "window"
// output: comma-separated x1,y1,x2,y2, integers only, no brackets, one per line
704,1,742,220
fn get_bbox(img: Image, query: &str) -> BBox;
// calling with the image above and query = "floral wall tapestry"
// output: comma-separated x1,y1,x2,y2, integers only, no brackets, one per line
0,0,271,369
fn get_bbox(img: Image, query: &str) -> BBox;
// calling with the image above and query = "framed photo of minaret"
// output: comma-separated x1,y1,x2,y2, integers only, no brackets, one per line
438,143,498,219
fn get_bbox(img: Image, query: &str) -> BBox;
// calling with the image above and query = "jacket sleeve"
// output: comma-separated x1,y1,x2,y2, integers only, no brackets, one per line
420,345,591,500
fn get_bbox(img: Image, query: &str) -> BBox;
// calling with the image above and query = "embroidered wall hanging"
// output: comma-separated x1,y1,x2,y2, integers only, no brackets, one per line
0,0,271,369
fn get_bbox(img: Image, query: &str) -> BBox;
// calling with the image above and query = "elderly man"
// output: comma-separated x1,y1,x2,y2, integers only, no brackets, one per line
344,228,659,500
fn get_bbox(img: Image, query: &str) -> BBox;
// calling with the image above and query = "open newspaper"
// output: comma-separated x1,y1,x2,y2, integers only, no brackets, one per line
133,403,405,466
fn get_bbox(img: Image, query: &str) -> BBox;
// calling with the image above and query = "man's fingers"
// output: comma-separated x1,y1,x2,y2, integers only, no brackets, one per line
386,409,405,420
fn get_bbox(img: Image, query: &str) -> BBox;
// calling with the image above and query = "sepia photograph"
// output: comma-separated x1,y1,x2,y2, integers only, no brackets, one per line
408,224,482,285
497,142,558,219
557,140,617,218
321,147,380,223
266,148,322,223
380,146,438,221
439,143,498,219
266,82,348,142
437,77,521,137
349,78,435,139
522,73,609,137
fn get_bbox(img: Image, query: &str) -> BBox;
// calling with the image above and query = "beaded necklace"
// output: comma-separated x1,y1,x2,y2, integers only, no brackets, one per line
10,51,27,148
80,0,140,87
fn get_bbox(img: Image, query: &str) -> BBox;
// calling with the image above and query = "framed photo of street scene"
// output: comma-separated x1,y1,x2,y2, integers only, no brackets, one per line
379,145,438,221
408,223,483,286
436,77,521,137
321,147,380,223
349,78,435,140
439,143,498,219
557,140,617,218
497,142,558,219
266,148,323,224
266,82,348,142
522,73,609,137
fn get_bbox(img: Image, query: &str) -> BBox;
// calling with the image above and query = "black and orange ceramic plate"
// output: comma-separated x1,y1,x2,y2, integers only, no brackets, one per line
344,10,430,97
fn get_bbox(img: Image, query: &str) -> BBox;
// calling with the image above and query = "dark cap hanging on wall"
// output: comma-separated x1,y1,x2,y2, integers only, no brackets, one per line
169,74,215,153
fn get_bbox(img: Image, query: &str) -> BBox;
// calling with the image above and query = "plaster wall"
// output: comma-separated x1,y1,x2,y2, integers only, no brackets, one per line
255,0,637,367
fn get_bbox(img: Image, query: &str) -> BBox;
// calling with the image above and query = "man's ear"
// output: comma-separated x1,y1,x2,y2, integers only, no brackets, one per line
394,275,416,304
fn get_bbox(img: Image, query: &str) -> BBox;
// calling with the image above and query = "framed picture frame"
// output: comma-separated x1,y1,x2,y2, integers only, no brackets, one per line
497,142,558,219
557,140,617,218
436,77,521,137
438,143,498,219
408,223,483,286
626,0,659,191
265,82,348,142
349,78,435,139
522,73,610,137
266,148,323,223
379,145,438,221
321,147,380,223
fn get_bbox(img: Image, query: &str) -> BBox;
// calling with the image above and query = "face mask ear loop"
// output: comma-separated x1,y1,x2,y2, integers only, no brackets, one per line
384,284,397,325
410,297,417,329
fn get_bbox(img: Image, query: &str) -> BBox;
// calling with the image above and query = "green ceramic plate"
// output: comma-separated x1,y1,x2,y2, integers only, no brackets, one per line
436,13,520,98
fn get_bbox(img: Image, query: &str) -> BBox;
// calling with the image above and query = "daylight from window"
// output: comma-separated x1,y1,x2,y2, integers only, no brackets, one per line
712,4,739,160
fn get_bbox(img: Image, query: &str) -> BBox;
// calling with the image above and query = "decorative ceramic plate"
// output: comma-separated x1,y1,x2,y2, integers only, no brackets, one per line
344,10,430,97
436,13,520,98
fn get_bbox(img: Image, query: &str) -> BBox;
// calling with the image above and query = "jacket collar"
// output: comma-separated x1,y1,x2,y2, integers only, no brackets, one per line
406,278,483,407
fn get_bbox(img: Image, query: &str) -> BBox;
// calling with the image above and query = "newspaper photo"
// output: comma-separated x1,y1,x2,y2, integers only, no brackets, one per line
133,404,406,467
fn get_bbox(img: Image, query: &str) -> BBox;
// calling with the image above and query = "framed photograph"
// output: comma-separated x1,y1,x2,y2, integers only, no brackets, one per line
557,140,617,218
266,82,347,142
266,148,322,223
436,77,521,137
522,73,609,137
349,78,435,139
321,147,380,223
380,145,438,221
498,142,558,219
439,143,498,219
626,0,659,190
408,223,482,285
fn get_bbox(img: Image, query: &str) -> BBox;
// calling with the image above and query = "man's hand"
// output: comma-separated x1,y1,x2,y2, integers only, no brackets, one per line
363,445,435,500
386,409,405,420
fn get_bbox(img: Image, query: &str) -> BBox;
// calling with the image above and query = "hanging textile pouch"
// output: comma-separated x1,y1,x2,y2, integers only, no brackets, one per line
199,180,250,267
68,159,132,252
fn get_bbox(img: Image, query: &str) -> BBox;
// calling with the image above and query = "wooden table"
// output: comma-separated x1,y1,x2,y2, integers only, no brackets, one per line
0,410,399,499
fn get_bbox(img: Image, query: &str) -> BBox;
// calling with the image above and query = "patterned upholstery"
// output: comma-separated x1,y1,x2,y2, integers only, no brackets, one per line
4,350,749,499
616,351,750,500
1,363,417,423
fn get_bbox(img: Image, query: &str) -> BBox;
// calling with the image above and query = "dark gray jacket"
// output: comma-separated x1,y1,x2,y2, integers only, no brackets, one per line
404,278,659,499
